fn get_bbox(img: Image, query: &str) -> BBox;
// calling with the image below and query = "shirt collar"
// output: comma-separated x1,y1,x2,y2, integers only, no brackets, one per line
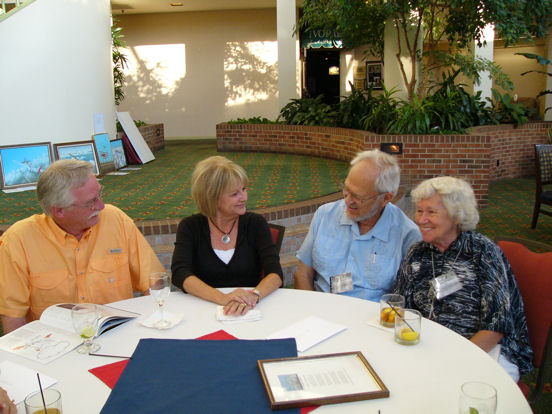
43,214,94,245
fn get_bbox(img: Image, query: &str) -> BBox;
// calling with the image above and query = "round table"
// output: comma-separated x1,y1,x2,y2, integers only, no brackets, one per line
6,288,531,413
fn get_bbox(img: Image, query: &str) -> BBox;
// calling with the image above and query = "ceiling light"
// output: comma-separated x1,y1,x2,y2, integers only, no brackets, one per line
170,2,183,6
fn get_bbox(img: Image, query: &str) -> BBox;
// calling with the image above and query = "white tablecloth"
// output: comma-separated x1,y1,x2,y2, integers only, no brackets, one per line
3,288,531,413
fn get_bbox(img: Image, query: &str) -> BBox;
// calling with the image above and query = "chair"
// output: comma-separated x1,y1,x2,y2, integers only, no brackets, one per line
496,237,552,407
531,144,552,229
268,223,285,255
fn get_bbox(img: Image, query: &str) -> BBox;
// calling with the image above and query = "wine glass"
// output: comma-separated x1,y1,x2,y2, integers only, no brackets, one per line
149,272,172,329
71,303,100,354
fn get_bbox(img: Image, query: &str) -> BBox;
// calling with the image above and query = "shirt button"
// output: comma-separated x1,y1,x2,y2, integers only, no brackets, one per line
79,271,84,275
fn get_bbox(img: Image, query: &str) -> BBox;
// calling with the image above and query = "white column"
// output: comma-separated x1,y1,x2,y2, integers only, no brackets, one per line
545,29,552,121
277,0,299,110
474,24,495,105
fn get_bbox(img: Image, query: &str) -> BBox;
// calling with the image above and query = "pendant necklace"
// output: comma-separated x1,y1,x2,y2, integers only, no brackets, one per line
210,218,237,244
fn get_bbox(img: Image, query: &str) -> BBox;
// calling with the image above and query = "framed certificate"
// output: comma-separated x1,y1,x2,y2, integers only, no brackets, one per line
258,351,389,410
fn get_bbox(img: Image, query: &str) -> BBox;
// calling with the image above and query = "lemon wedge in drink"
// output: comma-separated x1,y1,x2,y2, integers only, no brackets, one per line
81,326,95,339
400,327,418,341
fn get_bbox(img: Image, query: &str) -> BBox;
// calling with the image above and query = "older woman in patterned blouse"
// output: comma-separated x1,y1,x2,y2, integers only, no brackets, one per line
394,176,533,381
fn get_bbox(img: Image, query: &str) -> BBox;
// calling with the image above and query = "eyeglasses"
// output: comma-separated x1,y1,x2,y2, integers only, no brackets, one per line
71,186,104,210
340,183,382,203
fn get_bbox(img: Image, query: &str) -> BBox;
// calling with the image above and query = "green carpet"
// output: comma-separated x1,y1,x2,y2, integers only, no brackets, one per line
479,177,552,246
0,142,349,224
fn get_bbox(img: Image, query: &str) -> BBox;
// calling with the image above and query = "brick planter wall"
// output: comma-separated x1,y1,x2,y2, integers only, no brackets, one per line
117,123,165,152
217,122,552,209
138,123,165,152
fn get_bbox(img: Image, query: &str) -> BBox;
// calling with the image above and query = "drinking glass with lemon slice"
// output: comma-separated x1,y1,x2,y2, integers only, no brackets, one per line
71,303,100,354
379,293,405,327
394,309,421,345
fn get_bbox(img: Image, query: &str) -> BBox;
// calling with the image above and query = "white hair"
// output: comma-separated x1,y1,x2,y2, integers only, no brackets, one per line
411,176,479,231
350,149,400,195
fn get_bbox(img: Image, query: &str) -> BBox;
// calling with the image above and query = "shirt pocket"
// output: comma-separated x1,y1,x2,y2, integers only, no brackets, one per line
29,269,74,318
312,240,343,275
88,254,133,303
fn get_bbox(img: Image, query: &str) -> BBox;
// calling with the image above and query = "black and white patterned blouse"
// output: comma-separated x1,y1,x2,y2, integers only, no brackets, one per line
394,231,533,376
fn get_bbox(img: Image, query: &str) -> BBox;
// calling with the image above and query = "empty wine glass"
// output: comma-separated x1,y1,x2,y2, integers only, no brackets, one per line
71,303,100,354
149,272,172,329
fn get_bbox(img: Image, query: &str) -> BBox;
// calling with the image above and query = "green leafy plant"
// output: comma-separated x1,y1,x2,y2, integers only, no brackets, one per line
227,117,279,124
359,84,400,134
277,95,338,126
387,95,439,134
426,70,495,132
489,90,533,126
515,52,552,114
112,19,129,106
337,86,373,130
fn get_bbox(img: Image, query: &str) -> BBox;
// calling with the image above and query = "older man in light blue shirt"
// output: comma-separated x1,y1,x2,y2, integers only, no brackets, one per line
294,150,420,301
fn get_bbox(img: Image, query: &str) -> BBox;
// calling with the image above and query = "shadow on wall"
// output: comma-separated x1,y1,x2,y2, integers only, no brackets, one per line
119,39,279,137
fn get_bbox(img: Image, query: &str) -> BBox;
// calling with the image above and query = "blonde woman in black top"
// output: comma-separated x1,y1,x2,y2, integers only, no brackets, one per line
171,156,283,316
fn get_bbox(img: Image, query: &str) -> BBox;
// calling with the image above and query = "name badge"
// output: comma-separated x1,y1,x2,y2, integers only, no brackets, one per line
431,271,463,299
330,272,353,294
109,248,122,254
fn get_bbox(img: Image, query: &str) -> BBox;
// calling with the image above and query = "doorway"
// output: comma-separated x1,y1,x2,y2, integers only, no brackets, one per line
304,49,340,105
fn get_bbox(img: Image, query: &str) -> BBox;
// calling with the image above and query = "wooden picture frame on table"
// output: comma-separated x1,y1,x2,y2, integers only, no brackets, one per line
258,351,389,410
53,141,100,176
93,133,116,174
0,142,53,190
110,139,127,170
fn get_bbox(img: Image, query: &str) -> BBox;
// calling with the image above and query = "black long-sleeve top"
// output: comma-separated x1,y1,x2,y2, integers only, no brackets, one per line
171,212,283,291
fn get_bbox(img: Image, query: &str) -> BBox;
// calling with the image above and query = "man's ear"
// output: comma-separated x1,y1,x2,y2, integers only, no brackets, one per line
50,206,65,219
382,192,394,204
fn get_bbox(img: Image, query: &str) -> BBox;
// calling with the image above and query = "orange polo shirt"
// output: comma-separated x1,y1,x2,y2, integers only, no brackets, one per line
0,204,165,321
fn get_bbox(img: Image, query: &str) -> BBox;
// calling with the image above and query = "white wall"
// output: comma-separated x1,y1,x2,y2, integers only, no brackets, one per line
0,0,116,146
117,9,281,139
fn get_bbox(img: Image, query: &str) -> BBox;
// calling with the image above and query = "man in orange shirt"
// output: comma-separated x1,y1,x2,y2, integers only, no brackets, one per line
0,159,165,334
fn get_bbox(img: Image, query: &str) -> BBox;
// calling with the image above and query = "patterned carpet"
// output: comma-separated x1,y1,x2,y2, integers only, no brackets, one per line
0,142,550,410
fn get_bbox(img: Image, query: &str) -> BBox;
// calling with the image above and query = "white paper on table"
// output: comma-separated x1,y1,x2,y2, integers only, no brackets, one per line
0,360,57,405
266,316,347,352
215,306,262,324
365,318,393,333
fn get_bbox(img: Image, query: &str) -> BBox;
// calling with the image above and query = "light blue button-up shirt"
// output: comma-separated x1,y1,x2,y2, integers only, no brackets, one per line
297,199,421,301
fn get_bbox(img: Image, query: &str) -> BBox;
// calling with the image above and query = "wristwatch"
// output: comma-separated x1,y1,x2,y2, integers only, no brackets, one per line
252,288,262,302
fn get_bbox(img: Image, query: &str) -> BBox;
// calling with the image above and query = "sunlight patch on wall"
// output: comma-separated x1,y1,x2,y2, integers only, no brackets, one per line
126,44,186,97
224,41,278,106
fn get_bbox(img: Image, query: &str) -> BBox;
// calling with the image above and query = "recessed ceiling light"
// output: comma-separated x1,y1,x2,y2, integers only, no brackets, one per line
170,2,183,6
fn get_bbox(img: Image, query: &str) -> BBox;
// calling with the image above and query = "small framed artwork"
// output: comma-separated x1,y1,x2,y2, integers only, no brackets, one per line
258,351,389,409
0,142,53,190
110,139,127,169
54,141,100,176
366,61,383,90
93,133,116,174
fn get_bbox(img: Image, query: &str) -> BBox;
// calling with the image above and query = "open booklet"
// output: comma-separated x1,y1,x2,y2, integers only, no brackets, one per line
0,303,139,364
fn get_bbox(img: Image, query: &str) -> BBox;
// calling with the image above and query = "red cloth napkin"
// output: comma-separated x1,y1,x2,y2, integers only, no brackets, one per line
88,329,318,413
